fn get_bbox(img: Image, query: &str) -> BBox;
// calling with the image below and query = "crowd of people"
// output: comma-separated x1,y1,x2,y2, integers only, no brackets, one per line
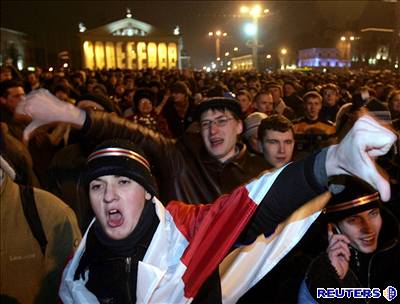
0,63,399,303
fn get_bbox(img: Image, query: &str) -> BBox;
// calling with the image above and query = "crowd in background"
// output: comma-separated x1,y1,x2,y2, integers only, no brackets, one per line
1,63,399,303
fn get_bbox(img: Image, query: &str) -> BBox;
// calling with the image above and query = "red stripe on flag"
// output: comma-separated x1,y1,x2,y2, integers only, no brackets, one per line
167,186,259,298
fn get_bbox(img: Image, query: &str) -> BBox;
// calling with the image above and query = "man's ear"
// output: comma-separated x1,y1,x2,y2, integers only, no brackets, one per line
257,140,263,152
145,191,152,200
237,120,243,135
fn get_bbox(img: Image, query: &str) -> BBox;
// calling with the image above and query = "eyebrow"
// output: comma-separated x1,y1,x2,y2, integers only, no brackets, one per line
201,114,230,121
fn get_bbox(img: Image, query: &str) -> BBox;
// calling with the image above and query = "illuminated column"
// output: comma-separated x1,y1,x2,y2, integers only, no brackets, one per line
105,42,116,69
126,42,137,69
158,43,167,69
83,41,94,69
137,42,147,70
167,43,177,68
116,42,126,68
147,42,158,68
94,41,105,69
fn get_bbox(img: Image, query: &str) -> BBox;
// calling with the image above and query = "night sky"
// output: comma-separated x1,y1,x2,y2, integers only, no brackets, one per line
1,1,395,68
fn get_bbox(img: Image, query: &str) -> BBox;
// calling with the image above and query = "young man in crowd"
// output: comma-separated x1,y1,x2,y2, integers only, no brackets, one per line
258,114,295,169
298,175,399,303
293,91,336,159
253,91,274,115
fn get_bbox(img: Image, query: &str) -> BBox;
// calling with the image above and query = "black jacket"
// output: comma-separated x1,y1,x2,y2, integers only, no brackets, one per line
304,207,400,304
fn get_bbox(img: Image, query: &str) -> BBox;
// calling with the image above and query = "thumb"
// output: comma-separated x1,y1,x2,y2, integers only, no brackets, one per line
327,223,334,238
372,165,391,202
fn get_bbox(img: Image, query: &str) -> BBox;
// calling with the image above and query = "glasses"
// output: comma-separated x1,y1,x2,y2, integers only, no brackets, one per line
200,117,234,130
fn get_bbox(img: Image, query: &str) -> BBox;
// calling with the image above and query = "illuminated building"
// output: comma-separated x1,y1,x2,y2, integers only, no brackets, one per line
231,54,254,71
0,28,30,69
79,15,182,70
298,48,349,68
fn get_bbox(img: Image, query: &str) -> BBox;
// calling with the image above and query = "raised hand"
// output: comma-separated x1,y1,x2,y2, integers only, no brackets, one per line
15,89,86,143
327,224,351,280
326,115,397,201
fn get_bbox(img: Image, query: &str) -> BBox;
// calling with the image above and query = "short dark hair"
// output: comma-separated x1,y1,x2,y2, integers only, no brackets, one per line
236,89,252,101
0,79,24,97
258,114,294,140
303,91,322,103
322,83,339,94
254,90,272,103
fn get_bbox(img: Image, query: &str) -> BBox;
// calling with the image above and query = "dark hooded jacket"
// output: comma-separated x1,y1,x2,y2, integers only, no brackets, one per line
301,207,400,304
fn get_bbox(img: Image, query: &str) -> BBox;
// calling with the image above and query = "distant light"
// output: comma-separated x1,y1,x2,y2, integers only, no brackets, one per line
216,57,221,61
376,54,381,60
350,36,355,41
27,66,35,71
208,32,213,36
222,32,227,37
222,69,226,73
323,68,327,73
233,47,239,52
216,30,222,36
49,67,54,72
126,8,132,18
227,61,232,66
202,66,207,70
211,62,216,69
281,48,287,55
395,63,399,69
264,9,269,14
250,5,262,17
206,67,211,72
63,63,69,68
174,26,180,35
341,36,346,41
225,52,230,56
79,22,86,33
240,6,249,14
266,54,272,59
17,59,23,70
227,67,231,71
244,23,257,36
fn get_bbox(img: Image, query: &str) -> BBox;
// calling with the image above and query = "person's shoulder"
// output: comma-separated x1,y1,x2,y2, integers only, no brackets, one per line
319,119,334,126
293,116,306,124
242,151,272,170
33,187,79,221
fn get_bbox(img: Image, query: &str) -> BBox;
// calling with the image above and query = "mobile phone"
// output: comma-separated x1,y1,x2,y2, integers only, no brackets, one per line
332,224,342,235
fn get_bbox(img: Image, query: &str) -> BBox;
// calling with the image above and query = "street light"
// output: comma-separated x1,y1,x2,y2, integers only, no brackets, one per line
240,4,268,71
280,48,288,70
208,30,227,62
338,34,357,67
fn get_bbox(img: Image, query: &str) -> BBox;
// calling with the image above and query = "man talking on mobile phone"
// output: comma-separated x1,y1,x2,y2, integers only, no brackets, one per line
298,175,400,303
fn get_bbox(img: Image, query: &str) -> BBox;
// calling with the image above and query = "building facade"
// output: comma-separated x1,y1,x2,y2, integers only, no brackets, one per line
0,28,31,69
79,16,182,70
298,48,349,68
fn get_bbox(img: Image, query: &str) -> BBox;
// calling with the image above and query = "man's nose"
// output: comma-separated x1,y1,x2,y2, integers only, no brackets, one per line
360,220,373,233
104,185,118,203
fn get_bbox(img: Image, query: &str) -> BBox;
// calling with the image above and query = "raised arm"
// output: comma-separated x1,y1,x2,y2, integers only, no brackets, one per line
15,89,178,170
16,89,86,142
